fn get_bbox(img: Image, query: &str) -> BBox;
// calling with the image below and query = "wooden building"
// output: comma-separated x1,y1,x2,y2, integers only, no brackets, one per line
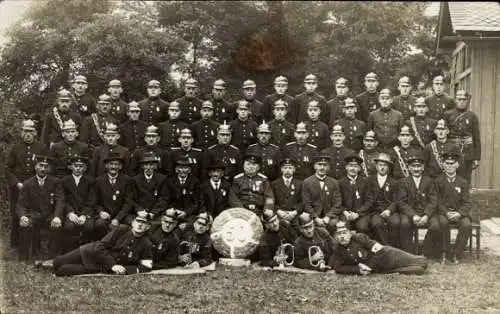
436,2,500,190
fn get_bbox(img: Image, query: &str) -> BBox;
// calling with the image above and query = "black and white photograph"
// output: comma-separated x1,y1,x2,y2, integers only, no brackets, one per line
1,1,500,313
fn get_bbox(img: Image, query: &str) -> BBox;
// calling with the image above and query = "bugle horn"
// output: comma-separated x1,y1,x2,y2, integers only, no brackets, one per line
308,245,324,267
276,243,294,268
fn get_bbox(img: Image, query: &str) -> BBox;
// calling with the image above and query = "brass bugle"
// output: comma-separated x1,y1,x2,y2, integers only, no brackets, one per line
276,243,294,268
308,245,324,267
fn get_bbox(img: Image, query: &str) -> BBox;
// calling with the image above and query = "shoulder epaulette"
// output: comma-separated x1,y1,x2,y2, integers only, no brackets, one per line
171,147,180,150
307,143,317,149
286,141,296,146
248,143,257,148
192,148,202,152
234,173,244,179
208,144,217,150
257,173,268,179
269,144,280,149
230,145,240,150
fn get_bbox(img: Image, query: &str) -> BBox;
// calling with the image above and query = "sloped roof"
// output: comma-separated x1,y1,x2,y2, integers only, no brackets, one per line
448,2,500,32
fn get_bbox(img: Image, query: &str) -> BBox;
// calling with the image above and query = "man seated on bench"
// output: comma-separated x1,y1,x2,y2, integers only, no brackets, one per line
397,152,446,258
329,221,428,275
51,212,153,276
434,148,473,264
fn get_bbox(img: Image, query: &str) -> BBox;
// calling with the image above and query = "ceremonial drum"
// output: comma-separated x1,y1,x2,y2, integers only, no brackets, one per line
210,208,263,262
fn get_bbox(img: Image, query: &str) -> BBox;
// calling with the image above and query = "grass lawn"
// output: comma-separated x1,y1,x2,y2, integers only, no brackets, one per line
2,241,500,314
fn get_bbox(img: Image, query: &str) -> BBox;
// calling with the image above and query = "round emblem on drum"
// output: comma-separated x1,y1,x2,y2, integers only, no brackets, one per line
210,208,264,259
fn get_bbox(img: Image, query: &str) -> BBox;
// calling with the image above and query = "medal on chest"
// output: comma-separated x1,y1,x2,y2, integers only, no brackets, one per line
81,105,88,112
442,103,446,109
353,125,357,131
455,186,461,194
182,188,186,195
221,108,225,113
154,189,158,197
230,157,236,164
211,130,214,136
282,128,286,134
466,119,469,125
267,159,273,165
355,190,360,199
193,106,197,112
221,189,226,196
115,106,120,112
128,251,133,259
303,156,309,162
385,185,390,192
158,242,163,250
315,131,319,137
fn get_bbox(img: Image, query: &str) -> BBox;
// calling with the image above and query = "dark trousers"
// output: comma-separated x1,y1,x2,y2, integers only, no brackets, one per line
401,214,448,258
53,246,101,276
446,217,472,258
93,215,134,241
18,219,62,261
63,219,94,253
372,246,428,274
457,160,473,184
353,213,400,246
8,186,19,248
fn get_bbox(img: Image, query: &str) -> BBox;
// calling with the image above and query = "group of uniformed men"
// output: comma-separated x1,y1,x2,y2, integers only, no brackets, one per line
6,71,480,276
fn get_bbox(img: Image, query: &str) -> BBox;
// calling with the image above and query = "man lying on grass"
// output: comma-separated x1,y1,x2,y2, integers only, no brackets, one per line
329,221,428,275
50,212,153,276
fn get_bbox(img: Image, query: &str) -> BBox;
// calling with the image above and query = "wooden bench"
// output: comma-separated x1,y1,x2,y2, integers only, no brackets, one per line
412,219,481,259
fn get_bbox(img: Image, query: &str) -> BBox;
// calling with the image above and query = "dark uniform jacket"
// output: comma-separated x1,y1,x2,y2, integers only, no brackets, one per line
397,175,438,218
138,97,169,125
175,96,204,124
16,175,65,220
358,148,381,177
109,98,128,124
212,98,235,124
241,98,264,124
390,145,421,180
90,144,131,178
71,92,96,117
355,91,380,122
405,116,437,149
259,221,297,267
294,91,328,125
283,142,318,181
434,174,472,217
6,141,47,187
128,145,165,177
149,225,180,269
304,119,330,151
294,227,336,270
365,175,398,214
85,225,153,273
425,93,455,120
41,108,82,147
367,108,404,148
392,95,417,121
204,144,242,182
94,173,133,222
49,140,90,178
199,179,232,217
329,233,378,274
190,119,220,150
79,113,118,149
445,109,481,161
60,174,96,217
334,118,366,152
302,175,342,219
130,172,168,217
228,172,275,215
326,95,346,127
268,119,295,150
246,143,282,181
262,93,295,123
229,118,258,154
179,225,212,267
423,140,458,178
158,119,188,150
320,145,355,179
119,120,148,154
164,147,204,178
271,177,303,213
163,175,204,218
338,176,370,215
